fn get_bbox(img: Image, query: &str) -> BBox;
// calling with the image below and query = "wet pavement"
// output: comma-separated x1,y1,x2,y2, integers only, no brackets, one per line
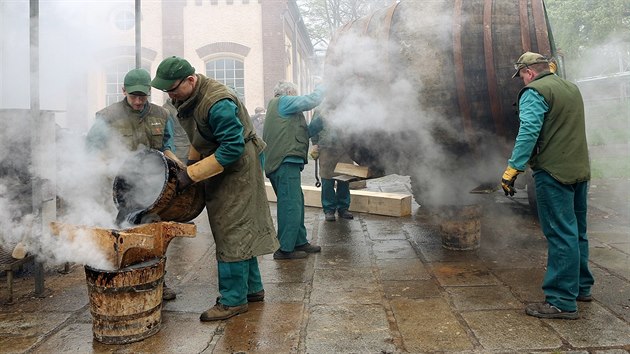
1,169,629,353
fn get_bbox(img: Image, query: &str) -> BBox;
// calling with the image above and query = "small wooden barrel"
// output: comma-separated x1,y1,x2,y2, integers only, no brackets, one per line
84,257,165,344
438,204,482,251
113,149,206,224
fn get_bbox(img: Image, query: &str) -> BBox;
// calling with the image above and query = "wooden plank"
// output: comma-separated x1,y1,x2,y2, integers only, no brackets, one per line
264,182,411,217
333,174,360,182
333,163,370,178
349,179,367,189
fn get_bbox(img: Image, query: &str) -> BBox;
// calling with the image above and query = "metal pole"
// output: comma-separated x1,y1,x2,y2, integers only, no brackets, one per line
29,0,45,297
135,0,141,68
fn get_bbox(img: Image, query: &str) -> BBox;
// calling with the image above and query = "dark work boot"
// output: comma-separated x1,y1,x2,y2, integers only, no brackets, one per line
273,249,308,260
295,242,321,253
247,290,265,302
525,302,578,320
324,211,336,221
338,209,354,219
163,283,177,301
199,302,248,321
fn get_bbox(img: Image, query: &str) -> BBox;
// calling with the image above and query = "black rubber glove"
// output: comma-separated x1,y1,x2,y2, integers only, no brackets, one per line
176,168,194,193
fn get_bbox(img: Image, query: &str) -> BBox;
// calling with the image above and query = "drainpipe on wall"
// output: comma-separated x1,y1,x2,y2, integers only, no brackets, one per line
135,0,141,68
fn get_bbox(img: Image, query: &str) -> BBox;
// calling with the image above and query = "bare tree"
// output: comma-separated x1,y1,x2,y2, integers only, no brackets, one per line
297,0,396,51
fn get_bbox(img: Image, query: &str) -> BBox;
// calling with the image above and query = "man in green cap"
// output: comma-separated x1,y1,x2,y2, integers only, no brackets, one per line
308,106,354,222
151,56,279,321
86,68,180,163
501,51,593,320
86,68,181,301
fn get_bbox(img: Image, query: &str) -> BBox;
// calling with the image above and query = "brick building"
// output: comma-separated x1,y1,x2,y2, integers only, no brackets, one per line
0,0,316,131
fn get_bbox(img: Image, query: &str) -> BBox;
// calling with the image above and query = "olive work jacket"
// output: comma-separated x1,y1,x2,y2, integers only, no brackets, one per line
91,99,170,152
518,72,590,184
173,74,278,262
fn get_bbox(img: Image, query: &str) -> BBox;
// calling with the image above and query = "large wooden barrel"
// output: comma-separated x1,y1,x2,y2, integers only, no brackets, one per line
113,149,206,225
324,0,557,203
84,257,165,344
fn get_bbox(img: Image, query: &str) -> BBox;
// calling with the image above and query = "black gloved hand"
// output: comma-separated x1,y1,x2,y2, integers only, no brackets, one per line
176,168,194,193
186,159,200,166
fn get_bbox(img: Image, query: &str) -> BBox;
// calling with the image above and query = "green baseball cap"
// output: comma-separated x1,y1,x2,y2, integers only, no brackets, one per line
512,51,549,78
151,56,195,91
124,68,151,95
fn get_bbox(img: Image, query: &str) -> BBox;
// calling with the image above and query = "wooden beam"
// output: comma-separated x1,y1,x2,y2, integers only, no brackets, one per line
265,182,411,217
334,163,370,178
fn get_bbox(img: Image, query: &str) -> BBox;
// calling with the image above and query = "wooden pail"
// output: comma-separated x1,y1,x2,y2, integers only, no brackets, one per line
438,204,482,251
84,257,165,344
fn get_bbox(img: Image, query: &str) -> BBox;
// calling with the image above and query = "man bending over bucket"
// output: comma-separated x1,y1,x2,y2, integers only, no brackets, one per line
151,56,279,321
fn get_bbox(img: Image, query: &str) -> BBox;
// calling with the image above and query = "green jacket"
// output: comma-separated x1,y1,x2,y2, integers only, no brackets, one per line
262,97,309,175
519,72,590,183
173,74,278,262
88,99,171,152
308,112,353,179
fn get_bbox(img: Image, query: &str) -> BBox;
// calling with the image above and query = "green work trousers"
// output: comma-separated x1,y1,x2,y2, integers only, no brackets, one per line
217,257,263,306
268,162,308,252
534,170,594,312
321,178,351,213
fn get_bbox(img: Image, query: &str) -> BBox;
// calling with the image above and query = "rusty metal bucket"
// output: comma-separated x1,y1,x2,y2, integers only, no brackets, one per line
85,257,165,344
113,149,206,225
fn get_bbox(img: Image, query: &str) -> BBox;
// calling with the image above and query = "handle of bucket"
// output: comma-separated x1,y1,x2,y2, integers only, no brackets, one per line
314,158,321,188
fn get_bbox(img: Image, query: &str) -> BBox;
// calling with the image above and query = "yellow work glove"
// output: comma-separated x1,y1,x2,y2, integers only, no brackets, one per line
176,154,224,192
309,145,320,160
501,166,523,196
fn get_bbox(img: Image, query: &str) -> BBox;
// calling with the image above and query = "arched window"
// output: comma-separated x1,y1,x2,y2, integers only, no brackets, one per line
205,58,245,101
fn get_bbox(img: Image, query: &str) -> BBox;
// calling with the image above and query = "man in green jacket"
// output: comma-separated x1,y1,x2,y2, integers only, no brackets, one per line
151,56,279,321
86,68,181,301
263,81,324,260
501,52,594,320
86,68,180,164
308,108,354,222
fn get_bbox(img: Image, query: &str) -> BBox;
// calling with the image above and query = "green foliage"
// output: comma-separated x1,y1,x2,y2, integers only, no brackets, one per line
546,0,630,55
545,0,630,66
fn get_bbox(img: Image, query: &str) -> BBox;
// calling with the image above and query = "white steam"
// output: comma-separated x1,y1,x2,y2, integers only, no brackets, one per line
0,1,150,270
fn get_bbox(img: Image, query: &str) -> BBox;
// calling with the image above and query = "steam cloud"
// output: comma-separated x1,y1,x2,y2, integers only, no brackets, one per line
320,2,506,206
0,1,150,270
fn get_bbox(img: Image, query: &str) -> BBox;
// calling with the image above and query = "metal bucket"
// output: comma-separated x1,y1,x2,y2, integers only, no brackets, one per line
84,257,165,344
113,149,206,225
438,204,482,251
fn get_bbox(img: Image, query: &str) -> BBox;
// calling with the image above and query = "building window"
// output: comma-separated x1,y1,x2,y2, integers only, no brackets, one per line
206,58,245,100
105,60,149,107
113,10,135,31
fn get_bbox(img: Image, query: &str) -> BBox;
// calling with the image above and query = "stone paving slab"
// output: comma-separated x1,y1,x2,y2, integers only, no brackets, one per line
305,304,395,353
547,302,630,348
392,297,474,352
215,303,304,353
462,310,563,351
445,285,522,311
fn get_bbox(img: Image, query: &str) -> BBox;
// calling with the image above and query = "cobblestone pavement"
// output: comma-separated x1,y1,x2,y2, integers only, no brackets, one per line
1,162,629,353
